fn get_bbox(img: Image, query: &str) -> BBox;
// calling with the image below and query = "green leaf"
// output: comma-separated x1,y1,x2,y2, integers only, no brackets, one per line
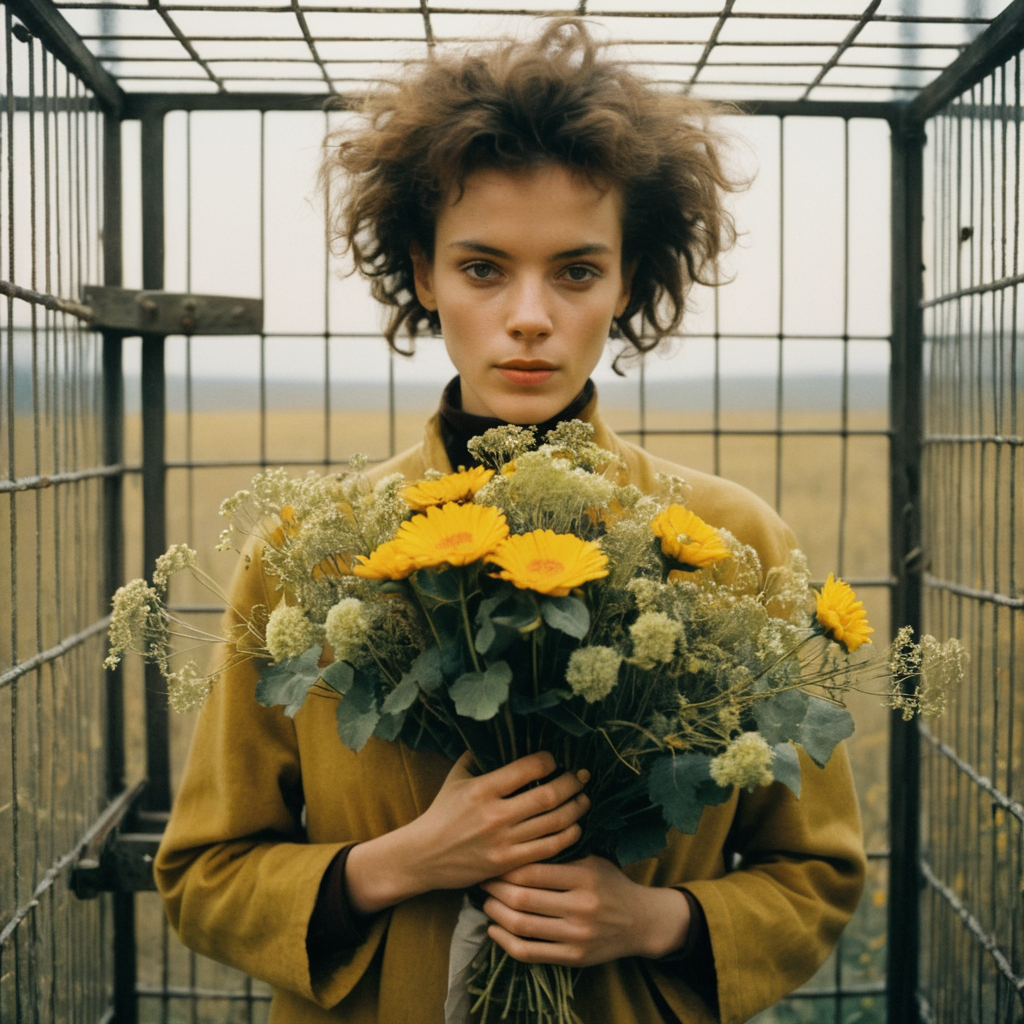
798,697,854,768
320,659,354,695
413,568,461,604
382,676,419,714
254,645,322,717
475,591,538,657
537,703,592,737
475,612,500,657
449,661,512,721
753,689,809,745
373,710,406,742
491,590,541,631
406,646,444,693
510,688,571,714
771,742,802,798
615,808,669,866
540,596,590,639
335,670,380,752
648,754,730,835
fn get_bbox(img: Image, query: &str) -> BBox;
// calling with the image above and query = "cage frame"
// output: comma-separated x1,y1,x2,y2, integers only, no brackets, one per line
1,1,1023,1021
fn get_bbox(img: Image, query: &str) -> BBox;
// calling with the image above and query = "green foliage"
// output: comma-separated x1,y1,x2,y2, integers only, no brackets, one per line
771,742,802,798
540,596,590,639
449,662,513,720
799,698,855,768
648,754,732,835
254,645,323,717
335,669,380,751
754,688,810,744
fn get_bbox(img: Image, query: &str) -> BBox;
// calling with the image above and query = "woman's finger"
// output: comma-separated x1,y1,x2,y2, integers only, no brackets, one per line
507,791,589,844
497,860,584,890
478,751,558,796
481,878,568,918
508,823,584,866
503,768,587,822
487,924,582,967
482,895,568,942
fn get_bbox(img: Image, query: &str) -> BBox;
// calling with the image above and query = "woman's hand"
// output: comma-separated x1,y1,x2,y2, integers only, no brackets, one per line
479,856,691,967
345,751,589,915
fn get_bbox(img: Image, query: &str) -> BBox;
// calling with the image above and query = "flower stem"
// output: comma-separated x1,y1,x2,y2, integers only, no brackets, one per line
458,571,483,674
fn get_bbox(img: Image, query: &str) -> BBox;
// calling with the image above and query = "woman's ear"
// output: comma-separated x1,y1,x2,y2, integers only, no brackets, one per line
410,244,438,312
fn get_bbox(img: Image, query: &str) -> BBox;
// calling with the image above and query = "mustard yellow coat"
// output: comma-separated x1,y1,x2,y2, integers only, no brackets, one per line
155,400,866,1024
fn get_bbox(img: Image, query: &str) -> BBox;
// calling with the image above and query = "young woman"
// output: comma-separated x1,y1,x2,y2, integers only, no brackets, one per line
155,20,866,1024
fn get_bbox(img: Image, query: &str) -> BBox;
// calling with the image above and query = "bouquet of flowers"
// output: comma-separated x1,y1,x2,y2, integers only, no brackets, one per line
106,420,962,1024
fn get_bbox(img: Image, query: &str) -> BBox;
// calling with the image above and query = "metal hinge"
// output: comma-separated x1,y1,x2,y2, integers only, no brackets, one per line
71,781,167,899
83,285,263,335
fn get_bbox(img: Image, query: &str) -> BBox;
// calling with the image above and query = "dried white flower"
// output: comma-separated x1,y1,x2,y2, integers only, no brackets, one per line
105,579,161,669
565,646,622,703
167,660,212,713
709,732,775,791
265,601,322,663
630,611,684,669
325,597,369,664
467,424,537,468
153,543,197,590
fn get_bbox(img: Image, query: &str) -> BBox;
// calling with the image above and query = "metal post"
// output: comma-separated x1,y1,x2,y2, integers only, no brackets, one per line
102,110,124,801
103,106,140,1024
887,110,926,1024
140,110,170,814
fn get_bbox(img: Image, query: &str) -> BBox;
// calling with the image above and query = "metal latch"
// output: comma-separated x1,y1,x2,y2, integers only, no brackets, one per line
72,781,167,898
83,286,263,335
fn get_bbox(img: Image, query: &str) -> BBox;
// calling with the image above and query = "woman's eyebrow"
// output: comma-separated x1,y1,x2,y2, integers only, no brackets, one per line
448,241,612,260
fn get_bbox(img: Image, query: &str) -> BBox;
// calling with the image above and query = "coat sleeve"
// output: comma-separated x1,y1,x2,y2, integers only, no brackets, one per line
649,742,866,1024
153,542,390,1009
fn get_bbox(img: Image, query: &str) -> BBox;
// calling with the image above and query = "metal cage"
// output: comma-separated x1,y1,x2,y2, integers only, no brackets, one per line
0,2,1022,1022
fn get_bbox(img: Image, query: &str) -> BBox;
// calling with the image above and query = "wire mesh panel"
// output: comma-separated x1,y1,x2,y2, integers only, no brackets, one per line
919,45,1024,1024
128,100,896,1023
50,1,1003,104
0,7,121,1022
2,2,1021,1022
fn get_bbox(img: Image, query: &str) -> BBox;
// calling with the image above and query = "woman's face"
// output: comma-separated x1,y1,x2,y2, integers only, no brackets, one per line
412,163,632,425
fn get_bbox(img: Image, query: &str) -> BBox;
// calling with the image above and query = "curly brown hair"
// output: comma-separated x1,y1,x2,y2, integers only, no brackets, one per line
321,18,739,363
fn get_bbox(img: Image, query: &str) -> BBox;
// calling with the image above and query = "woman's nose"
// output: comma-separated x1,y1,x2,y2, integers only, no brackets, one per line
505,277,553,341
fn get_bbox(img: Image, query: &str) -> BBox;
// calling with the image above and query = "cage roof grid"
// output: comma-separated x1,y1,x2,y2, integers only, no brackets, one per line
36,0,1018,102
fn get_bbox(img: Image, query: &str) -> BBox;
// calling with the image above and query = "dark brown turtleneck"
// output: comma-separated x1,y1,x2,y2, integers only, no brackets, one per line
437,376,596,471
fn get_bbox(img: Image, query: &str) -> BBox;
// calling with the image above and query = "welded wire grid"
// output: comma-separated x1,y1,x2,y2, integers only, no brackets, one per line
0,1,1018,1022
0,8,119,1024
123,96,899,1020
48,1,1003,104
919,48,1024,1024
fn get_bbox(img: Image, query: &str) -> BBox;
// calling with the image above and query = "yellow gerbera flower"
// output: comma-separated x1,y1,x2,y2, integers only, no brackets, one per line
403,467,495,511
815,573,874,652
393,502,509,570
490,529,608,597
651,505,731,568
353,539,415,580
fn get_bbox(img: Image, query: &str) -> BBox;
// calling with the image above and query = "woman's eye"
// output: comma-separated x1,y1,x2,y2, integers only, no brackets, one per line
562,265,597,283
465,263,497,281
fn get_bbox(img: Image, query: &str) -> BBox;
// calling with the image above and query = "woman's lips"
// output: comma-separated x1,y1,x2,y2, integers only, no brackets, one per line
497,364,556,386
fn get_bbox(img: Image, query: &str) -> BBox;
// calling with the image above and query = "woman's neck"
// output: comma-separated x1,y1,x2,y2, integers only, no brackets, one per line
437,376,595,471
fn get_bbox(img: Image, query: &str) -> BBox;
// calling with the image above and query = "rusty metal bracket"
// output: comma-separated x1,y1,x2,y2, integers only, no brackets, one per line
71,781,168,898
83,285,263,336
